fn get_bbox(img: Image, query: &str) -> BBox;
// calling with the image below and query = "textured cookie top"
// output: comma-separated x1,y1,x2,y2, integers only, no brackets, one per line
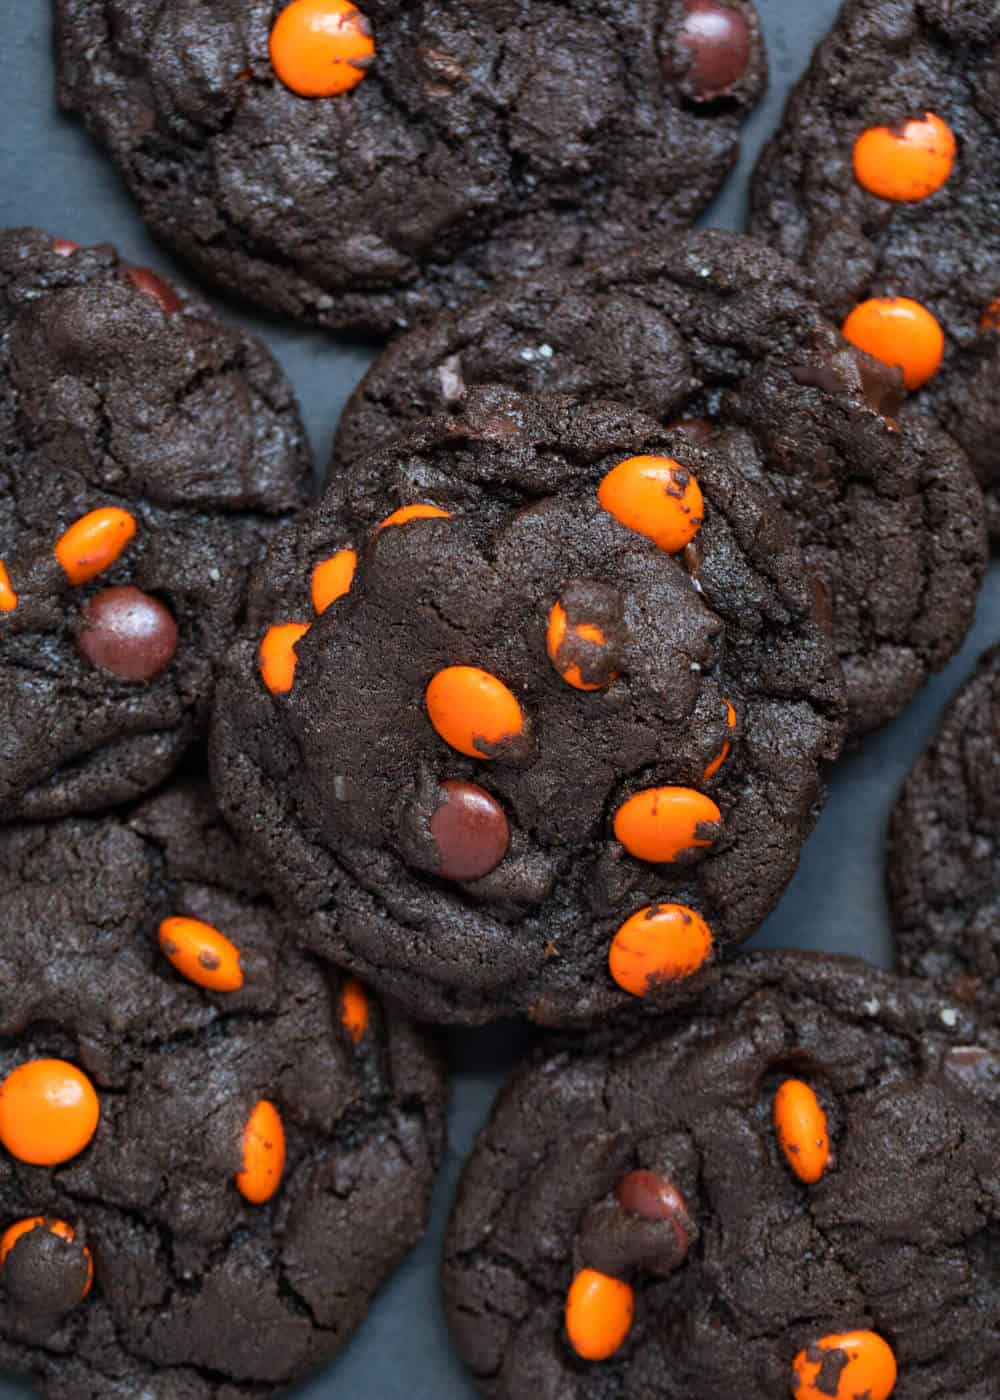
0,783,446,1400
336,230,988,740
445,950,1000,1400
212,387,845,1025
0,228,312,822
751,0,1000,537
890,645,1000,1018
55,0,765,335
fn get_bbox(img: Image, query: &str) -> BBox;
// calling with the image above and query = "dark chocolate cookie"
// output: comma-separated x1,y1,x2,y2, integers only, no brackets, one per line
444,950,1000,1400
211,386,846,1025
0,227,311,822
54,0,766,336
335,230,988,739
751,0,1000,541
0,782,446,1400
889,645,1000,1019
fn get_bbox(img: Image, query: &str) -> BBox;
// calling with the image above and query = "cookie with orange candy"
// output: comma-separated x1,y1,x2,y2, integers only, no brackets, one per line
335,229,988,741
444,950,1000,1400
889,645,1000,1018
55,0,765,335
211,386,845,1025
0,227,311,822
752,0,1000,540
0,781,446,1398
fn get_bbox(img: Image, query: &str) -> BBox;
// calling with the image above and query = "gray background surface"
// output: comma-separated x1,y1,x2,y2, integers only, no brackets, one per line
2,1,998,1395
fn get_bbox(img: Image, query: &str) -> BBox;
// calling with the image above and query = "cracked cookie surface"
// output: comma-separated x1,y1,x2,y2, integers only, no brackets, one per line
54,0,765,335
444,950,1000,1399
211,386,845,1025
0,227,311,822
0,781,446,1400
336,230,987,741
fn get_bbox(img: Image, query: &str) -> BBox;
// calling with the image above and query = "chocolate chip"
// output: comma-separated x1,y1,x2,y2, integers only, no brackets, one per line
429,781,510,882
125,265,181,316
616,1170,688,1230
669,417,716,444
679,1,752,101
78,586,178,683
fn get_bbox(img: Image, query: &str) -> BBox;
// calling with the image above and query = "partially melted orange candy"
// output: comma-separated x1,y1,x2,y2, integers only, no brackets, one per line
159,917,245,992
598,456,703,553
791,1331,897,1400
340,977,370,1043
259,622,311,694
270,0,375,98
608,904,713,997
0,1218,93,1299
774,1079,830,1184
842,298,944,390
311,548,357,613
614,787,721,863
236,1100,286,1204
425,666,525,759
54,508,136,585
854,113,955,202
565,1268,635,1362
377,504,451,530
0,562,16,612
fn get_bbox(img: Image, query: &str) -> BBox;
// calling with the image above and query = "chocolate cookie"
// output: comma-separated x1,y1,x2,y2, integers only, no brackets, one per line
0,782,446,1400
0,227,311,822
336,230,988,739
211,386,846,1025
444,950,1000,1400
54,0,766,336
889,645,1000,1019
751,0,1000,541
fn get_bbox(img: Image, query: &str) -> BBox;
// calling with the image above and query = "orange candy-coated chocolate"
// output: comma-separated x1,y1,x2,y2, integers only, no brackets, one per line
981,299,1000,331
377,503,452,530
159,917,245,993
565,1268,635,1361
854,112,955,202
598,456,703,554
425,665,525,759
54,507,136,585
340,977,370,1043
842,298,944,390
0,561,16,612
259,621,310,694
703,699,737,781
1,1218,93,1298
270,0,375,98
791,1331,898,1400
774,1079,831,1184
609,904,713,997
311,548,357,613
236,1100,286,1204
614,787,721,863
546,601,618,692
0,1060,100,1166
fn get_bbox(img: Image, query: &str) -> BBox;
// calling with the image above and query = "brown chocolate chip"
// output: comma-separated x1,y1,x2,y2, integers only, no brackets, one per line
616,1171,689,1233
679,1,752,100
125,266,181,317
429,781,510,882
78,586,178,683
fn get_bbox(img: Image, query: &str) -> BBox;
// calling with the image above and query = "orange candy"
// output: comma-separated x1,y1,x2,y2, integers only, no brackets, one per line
259,621,310,694
609,904,713,997
565,1268,635,1362
425,666,525,759
598,456,704,554
0,561,16,612
311,548,357,613
791,1331,898,1400
0,1060,100,1166
774,1079,831,1185
854,112,955,202
842,298,944,390
703,699,737,781
546,601,618,692
159,917,245,993
1,1218,93,1298
614,787,721,863
54,507,136,585
377,503,452,530
270,0,375,98
340,977,370,1044
981,299,1000,332
236,1100,286,1205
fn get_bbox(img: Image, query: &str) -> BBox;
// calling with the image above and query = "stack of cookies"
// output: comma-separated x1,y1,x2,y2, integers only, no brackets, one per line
1,1,998,1396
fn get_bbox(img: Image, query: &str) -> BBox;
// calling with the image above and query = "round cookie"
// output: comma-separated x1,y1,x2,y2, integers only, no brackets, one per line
751,0,1000,541
444,950,1000,1400
0,227,311,822
0,781,446,1400
211,386,846,1025
889,645,1000,1018
335,230,988,740
54,0,766,336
